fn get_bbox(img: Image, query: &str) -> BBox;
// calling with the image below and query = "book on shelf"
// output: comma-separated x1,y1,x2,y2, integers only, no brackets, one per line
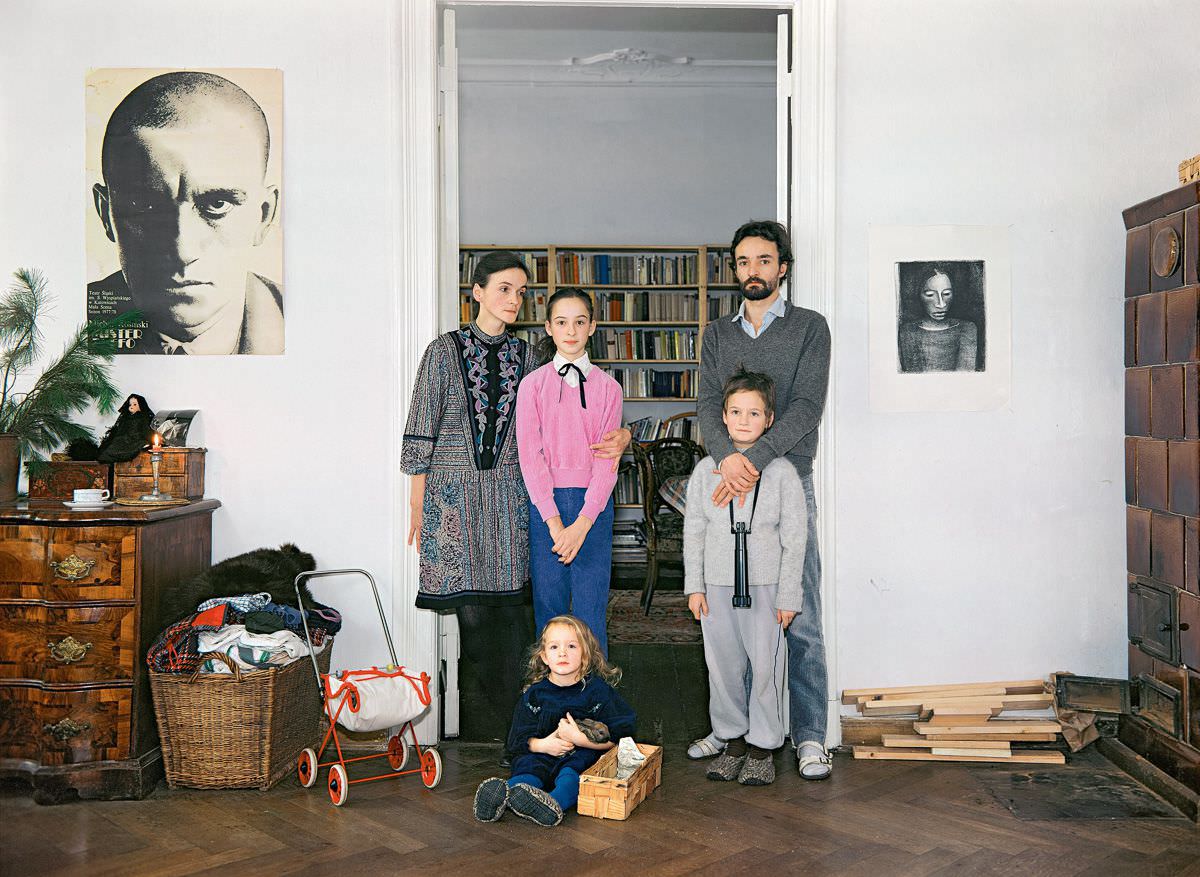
613,465,642,505
594,290,699,322
707,248,735,285
460,250,548,284
707,292,740,322
557,252,700,286
627,415,702,446
608,367,696,399
589,328,697,361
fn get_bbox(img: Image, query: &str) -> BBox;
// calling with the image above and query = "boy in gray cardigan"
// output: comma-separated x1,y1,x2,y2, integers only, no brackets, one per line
685,368,806,785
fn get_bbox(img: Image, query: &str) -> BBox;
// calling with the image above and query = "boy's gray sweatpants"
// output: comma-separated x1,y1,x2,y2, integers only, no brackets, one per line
700,584,787,750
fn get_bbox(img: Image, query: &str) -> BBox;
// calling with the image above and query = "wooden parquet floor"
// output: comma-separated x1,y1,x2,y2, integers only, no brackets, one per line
3,743,1198,877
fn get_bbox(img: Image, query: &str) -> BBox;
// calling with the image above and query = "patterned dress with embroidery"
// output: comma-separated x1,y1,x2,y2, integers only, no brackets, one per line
401,323,537,609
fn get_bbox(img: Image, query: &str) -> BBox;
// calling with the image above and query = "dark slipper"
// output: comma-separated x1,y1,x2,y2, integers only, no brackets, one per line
473,777,509,822
507,782,564,827
705,751,747,782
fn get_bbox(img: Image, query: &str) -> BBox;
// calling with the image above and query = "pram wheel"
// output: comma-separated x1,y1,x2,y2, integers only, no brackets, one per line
297,747,318,788
328,763,349,806
387,734,409,771
420,748,442,789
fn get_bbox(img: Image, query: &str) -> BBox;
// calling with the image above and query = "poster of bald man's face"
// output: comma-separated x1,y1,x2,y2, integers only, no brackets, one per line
86,68,284,355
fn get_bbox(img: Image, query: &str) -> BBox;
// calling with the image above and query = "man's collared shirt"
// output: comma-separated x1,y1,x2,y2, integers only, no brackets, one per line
157,295,246,355
733,294,787,339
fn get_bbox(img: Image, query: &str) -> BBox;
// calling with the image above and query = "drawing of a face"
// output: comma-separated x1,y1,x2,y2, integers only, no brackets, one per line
921,272,953,321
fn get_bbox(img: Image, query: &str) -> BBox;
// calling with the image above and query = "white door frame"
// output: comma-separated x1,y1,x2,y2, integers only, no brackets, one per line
394,0,839,746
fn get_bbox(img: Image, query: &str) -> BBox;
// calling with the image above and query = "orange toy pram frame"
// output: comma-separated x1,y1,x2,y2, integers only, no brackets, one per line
293,569,442,806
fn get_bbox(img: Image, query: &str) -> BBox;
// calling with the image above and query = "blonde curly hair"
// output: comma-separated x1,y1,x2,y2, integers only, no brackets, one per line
523,615,622,689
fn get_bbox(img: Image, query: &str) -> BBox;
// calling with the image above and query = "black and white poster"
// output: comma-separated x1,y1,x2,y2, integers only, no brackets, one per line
86,68,284,355
869,226,1010,412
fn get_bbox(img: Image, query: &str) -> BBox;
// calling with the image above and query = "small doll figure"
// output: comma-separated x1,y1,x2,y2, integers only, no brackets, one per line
67,394,155,463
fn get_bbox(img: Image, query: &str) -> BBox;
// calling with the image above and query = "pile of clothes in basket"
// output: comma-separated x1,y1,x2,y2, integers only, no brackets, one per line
148,591,341,674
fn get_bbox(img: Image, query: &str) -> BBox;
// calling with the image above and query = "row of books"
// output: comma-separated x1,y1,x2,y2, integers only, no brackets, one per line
627,415,702,445
613,467,643,506
707,293,741,321
461,291,549,324
708,251,737,285
608,367,697,399
595,291,699,322
589,328,697,361
557,253,700,286
459,251,550,284
612,521,648,560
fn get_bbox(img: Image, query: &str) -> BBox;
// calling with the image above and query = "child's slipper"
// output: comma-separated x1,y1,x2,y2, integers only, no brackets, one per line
507,782,564,827
687,733,725,760
473,777,509,822
705,751,747,782
797,740,832,781
737,754,775,786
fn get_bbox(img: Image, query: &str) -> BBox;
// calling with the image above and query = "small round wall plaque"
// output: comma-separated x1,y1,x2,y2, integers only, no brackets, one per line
1152,227,1180,278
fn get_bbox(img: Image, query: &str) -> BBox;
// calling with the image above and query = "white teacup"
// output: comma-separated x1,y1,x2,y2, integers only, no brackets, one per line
73,488,110,503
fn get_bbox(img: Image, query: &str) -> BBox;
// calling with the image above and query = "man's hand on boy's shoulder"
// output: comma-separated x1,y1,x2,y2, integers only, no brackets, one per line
711,452,760,507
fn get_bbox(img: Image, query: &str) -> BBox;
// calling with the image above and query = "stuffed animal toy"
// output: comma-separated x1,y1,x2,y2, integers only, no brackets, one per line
161,543,317,625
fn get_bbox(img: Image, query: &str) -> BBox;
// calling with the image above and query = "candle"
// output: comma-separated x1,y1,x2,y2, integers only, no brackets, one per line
152,433,161,450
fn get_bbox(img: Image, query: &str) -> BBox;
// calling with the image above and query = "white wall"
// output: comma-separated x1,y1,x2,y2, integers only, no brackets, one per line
0,0,403,676
458,83,775,244
835,0,1200,692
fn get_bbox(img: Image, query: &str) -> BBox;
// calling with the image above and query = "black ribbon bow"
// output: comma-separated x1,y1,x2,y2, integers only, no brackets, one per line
557,362,588,408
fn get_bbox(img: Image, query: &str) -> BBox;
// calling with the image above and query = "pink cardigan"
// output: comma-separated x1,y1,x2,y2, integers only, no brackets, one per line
515,362,624,524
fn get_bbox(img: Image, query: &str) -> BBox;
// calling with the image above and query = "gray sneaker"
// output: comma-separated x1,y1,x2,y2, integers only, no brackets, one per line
507,782,564,827
473,776,509,822
705,751,747,782
737,754,775,786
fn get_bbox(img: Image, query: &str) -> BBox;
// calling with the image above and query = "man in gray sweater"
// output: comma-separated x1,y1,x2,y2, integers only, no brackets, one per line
691,219,833,780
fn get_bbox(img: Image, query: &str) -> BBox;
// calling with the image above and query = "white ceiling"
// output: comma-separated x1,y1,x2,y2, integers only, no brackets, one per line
451,5,779,62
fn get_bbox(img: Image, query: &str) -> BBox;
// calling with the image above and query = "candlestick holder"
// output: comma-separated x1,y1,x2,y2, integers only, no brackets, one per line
139,448,173,502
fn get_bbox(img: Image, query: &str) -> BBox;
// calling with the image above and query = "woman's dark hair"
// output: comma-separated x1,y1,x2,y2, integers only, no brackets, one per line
730,219,793,283
471,250,530,289
721,366,776,417
534,286,595,365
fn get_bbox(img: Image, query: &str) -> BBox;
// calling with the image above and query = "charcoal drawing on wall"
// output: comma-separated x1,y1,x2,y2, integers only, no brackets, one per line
895,260,986,373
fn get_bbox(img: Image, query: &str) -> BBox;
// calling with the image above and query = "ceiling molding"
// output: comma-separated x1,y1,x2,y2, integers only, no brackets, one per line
459,47,773,87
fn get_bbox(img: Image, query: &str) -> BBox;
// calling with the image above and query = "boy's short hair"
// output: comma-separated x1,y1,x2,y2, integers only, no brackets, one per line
722,366,776,416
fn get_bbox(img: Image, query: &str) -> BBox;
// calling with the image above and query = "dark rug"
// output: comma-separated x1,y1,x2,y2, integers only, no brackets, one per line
974,748,1183,820
608,590,701,645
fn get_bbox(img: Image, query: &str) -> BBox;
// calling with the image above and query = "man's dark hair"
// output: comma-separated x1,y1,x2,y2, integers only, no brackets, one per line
470,250,530,289
722,366,776,417
102,71,271,179
730,220,794,283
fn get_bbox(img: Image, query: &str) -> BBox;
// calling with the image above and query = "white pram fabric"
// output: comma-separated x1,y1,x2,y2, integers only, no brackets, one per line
324,666,431,733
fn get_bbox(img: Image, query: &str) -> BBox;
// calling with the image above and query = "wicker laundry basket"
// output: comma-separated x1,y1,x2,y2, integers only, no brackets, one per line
149,646,331,790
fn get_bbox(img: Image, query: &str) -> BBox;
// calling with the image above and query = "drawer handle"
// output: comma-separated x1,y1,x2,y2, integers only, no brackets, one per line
49,554,96,582
47,636,93,664
43,717,91,741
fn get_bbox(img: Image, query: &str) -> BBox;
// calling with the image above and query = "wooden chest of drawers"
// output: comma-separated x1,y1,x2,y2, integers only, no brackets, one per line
113,448,206,501
0,500,220,803
1123,181,1200,797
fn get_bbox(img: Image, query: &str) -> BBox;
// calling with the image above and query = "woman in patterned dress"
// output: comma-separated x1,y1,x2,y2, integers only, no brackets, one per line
401,251,629,750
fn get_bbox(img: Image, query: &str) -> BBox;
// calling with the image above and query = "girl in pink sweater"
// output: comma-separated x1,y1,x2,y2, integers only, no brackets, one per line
516,288,624,655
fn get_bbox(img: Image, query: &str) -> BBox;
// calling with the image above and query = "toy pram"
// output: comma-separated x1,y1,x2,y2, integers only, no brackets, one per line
293,569,442,806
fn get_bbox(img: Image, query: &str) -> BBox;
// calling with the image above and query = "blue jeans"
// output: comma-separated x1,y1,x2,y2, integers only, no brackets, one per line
509,768,581,811
786,472,827,746
529,488,614,656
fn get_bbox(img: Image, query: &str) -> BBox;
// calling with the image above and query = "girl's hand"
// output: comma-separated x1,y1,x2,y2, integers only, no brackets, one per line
688,593,708,621
546,515,565,542
552,516,592,565
407,474,426,552
776,609,797,629
531,734,574,757
557,714,589,746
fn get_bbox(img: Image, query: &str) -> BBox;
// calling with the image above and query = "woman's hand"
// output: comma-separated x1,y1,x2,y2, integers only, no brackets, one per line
530,734,574,757
776,609,797,629
407,474,426,552
591,427,633,473
556,714,590,746
688,593,709,621
552,516,592,565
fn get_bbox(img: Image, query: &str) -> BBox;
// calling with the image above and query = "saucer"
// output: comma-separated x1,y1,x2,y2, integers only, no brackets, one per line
63,500,114,510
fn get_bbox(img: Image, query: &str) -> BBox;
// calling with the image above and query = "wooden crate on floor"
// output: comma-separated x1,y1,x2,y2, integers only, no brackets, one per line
577,742,662,821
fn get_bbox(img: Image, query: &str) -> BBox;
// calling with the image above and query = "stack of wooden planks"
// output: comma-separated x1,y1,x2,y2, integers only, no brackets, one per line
847,678,1066,765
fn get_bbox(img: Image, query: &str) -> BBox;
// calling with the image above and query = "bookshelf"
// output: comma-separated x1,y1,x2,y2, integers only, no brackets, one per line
459,243,734,522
